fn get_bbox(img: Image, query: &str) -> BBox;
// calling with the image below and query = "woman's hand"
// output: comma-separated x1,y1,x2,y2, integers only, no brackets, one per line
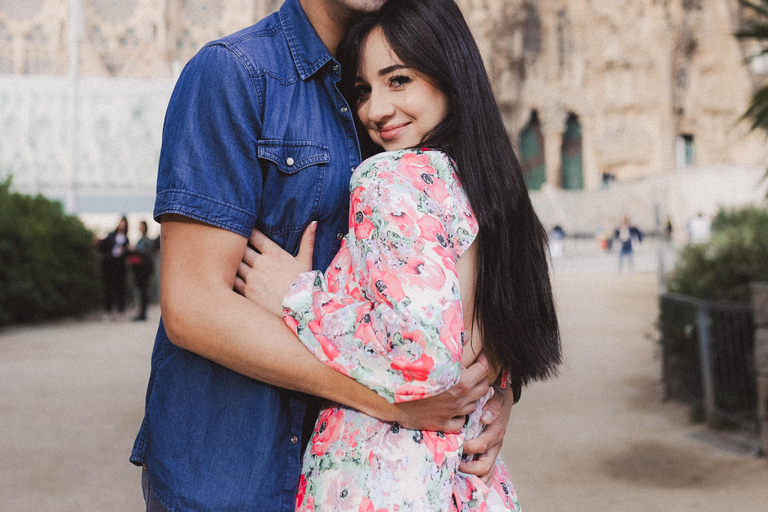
234,222,316,316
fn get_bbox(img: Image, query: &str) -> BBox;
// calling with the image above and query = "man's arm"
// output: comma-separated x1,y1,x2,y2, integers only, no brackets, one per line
159,215,485,431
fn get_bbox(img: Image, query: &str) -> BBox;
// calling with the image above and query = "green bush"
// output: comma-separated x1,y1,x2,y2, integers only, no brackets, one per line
0,178,102,326
667,206,768,301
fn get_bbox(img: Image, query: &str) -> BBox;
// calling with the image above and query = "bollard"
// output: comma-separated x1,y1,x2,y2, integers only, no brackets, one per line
751,283,768,456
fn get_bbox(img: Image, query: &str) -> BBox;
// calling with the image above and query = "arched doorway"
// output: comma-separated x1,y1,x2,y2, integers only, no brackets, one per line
561,113,584,190
519,111,546,190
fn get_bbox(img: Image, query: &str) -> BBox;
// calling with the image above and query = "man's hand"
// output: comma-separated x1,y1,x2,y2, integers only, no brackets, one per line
392,355,491,433
234,223,316,315
459,385,514,484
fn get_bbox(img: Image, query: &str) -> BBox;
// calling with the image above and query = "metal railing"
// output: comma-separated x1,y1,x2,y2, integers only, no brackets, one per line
660,292,757,430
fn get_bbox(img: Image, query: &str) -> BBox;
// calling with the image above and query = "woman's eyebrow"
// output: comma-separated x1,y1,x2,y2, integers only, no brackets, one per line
378,64,409,76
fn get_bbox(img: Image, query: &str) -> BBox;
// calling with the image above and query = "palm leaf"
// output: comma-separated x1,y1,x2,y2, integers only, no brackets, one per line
742,85,768,132
735,22,768,41
739,0,768,19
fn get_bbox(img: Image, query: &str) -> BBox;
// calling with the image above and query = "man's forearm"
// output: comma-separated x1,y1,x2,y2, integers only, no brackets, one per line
163,283,399,421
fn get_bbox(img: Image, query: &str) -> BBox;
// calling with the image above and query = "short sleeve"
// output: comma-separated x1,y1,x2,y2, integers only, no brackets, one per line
153,44,263,238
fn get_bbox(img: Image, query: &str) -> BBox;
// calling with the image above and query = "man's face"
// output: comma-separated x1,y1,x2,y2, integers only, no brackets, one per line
328,0,387,15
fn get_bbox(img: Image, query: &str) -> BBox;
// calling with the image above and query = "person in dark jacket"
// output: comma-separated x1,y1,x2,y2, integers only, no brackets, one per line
99,216,129,317
129,221,158,321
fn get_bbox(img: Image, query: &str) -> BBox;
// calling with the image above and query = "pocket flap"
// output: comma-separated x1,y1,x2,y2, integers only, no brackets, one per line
257,140,330,174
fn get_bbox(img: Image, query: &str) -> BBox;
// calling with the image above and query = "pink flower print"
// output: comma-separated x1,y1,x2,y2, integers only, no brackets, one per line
422,430,460,466
359,497,388,512
390,352,434,383
386,196,419,237
307,317,340,361
440,302,464,361
296,474,308,510
366,261,406,305
319,469,363,510
311,407,345,457
353,305,382,350
401,254,447,291
351,187,376,239
397,153,451,203
284,313,300,333
433,245,457,273
326,245,350,285
417,214,448,246
296,493,315,512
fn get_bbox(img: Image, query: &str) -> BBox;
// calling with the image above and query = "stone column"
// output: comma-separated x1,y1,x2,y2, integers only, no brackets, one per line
752,282,768,456
540,108,566,189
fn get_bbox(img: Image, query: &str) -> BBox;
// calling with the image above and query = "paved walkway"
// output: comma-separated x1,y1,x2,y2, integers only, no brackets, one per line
1,261,766,510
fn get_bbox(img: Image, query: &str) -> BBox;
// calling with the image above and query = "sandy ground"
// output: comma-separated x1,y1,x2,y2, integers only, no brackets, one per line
1,245,766,511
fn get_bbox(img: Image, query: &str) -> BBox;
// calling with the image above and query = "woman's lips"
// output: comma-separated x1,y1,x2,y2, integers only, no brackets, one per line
378,122,409,141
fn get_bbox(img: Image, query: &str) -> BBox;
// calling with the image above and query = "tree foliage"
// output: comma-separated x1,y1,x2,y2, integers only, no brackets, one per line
0,178,102,326
667,206,768,301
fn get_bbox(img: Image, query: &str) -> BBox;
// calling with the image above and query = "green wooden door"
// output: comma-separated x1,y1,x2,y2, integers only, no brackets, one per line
519,113,546,190
561,114,584,190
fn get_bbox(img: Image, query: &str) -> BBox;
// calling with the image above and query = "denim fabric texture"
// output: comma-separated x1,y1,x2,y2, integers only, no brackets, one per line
130,1,361,510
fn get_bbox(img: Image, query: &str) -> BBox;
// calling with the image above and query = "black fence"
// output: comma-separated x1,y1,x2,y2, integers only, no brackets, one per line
659,292,757,430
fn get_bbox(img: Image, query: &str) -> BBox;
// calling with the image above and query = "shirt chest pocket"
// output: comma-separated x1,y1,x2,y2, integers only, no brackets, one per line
256,139,330,237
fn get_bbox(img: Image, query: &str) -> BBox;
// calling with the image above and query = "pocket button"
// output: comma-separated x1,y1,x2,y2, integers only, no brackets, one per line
286,157,295,167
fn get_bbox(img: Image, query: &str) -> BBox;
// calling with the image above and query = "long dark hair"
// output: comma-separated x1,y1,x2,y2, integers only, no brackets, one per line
338,0,561,390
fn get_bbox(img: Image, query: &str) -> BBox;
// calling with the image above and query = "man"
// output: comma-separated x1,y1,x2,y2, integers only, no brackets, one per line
131,1,514,510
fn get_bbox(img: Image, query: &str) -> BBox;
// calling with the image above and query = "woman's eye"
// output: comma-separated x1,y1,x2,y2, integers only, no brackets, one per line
389,75,412,88
355,84,371,98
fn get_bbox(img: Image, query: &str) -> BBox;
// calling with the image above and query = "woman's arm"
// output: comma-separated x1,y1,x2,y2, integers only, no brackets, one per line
282,151,476,403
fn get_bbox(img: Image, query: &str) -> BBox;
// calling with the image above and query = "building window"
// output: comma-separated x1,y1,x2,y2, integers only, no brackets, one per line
561,113,584,190
519,111,546,190
676,134,695,167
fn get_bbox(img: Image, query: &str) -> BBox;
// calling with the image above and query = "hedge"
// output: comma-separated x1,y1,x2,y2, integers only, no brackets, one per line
0,178,102,326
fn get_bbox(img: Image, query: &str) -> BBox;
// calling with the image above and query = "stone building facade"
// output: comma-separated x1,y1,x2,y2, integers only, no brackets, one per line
0,0,766,217
464,0,767,191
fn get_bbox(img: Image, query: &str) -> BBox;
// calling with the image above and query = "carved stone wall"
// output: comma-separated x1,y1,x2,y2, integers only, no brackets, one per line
460,0,767,190
1,0,766,211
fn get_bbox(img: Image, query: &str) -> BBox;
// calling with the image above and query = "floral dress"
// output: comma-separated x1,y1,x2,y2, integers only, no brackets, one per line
283,149,521,512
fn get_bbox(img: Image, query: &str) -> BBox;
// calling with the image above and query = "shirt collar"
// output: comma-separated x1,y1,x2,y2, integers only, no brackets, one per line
280,0,334,80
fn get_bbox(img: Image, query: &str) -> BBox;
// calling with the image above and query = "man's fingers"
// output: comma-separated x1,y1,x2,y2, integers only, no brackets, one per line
443,416,467,434
248,229,276,254
458,456,495,484
234,276,246,295
480,390,504,425
462,432,496,456
460,355,490,389
297,221,317,267
242,245,260,267
237,261,252,281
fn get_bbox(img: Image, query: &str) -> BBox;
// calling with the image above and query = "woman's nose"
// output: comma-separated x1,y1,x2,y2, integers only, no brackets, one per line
367,91,395,123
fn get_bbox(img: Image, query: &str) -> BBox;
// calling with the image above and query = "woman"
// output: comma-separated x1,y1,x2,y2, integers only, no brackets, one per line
99,216,129,317
238,0,561,510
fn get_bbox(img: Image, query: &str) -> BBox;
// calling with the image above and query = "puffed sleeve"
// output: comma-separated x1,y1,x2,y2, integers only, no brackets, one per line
153,43,263,238
283,151,478,403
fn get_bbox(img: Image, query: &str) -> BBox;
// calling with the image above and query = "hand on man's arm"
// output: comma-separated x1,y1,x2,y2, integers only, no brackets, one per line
159,215,489,434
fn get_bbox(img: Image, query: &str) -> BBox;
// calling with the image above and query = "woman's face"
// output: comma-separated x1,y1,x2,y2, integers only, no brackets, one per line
354,27,448,151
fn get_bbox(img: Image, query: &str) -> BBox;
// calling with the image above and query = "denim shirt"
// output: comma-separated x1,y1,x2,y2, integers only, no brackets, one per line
130,1,361,510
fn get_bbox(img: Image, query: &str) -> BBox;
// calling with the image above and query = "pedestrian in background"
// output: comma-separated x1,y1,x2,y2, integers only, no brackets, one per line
99,216,129,319
128,220,157,322
614,215,643,273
